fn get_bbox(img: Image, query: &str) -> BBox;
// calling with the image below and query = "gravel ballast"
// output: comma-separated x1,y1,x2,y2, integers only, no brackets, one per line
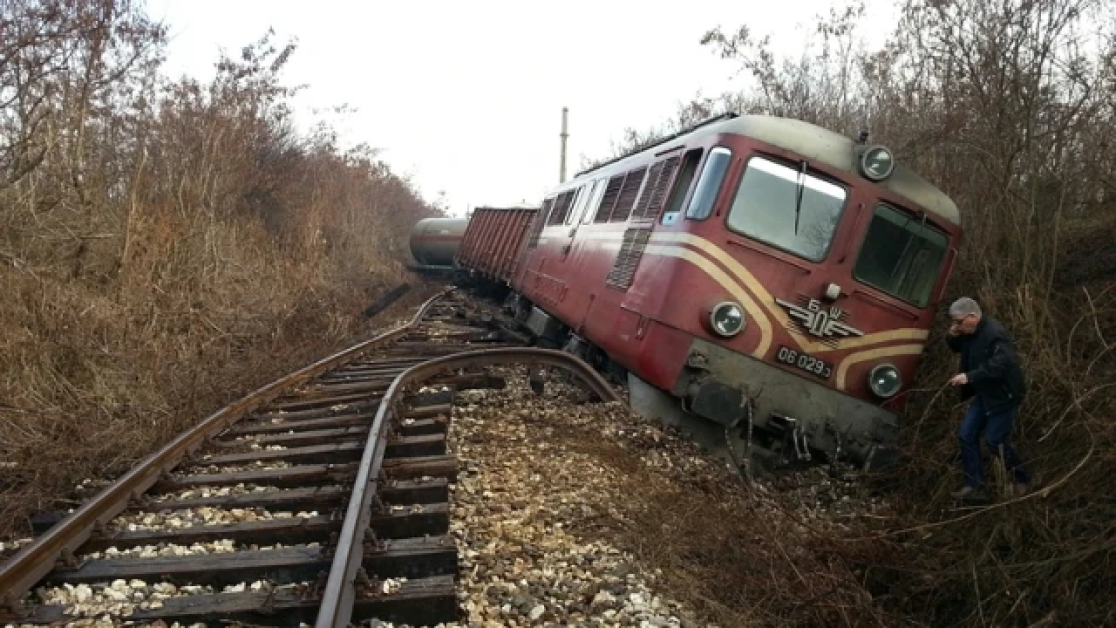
438,366,891,627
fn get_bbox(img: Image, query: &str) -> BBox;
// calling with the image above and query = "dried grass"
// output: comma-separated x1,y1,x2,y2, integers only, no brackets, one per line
0,5,443,539
0,221,434,537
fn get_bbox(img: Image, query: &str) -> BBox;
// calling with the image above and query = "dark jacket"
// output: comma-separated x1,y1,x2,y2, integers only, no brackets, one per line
946,316,1027,412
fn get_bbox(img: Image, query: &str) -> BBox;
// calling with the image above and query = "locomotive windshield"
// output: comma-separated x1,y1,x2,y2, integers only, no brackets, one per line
853,203,949,307
725,156,847,262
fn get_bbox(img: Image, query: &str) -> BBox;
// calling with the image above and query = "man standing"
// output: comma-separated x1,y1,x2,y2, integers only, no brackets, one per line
945,297,1032,500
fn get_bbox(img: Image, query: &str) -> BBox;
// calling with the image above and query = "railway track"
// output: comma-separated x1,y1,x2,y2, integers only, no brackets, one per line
0,290,620,627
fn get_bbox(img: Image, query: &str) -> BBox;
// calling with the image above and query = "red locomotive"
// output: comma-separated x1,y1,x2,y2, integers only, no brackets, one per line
452,113,961,468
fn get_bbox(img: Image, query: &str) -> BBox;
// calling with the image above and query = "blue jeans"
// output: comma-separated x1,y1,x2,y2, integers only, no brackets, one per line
958,396,1031,488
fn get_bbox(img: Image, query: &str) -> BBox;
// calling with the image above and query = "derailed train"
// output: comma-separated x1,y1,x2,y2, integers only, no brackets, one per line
441,113,962,468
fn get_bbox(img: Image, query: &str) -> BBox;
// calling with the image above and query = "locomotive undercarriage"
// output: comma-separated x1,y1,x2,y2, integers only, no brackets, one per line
501,292,898,474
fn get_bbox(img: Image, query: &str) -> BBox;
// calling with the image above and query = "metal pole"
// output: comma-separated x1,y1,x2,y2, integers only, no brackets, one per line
559,107,569,183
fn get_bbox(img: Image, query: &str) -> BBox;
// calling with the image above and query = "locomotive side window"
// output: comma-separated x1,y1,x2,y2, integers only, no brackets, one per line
566,184,589,225
725,156,846,262
661,148,703,224
594,175,626,223
684,147,732,221
609,167,648,223
852,203,949,307
527,196,556,248
547,189,577,225
552,187,577,226
582,179,607,224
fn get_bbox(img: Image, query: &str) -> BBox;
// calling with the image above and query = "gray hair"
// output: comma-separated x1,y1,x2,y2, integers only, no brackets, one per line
949,297,982,319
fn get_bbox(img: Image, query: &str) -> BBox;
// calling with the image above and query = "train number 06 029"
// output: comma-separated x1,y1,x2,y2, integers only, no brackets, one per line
775,345,833,380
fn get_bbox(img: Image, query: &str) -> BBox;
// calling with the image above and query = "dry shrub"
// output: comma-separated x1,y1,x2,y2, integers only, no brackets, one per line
0,2,442,538
869,217,1116,626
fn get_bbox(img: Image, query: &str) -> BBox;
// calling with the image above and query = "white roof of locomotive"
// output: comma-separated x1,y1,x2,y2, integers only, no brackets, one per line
571,114,961,227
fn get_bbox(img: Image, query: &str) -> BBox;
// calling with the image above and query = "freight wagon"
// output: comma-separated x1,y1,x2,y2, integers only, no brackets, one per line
453,207,538,292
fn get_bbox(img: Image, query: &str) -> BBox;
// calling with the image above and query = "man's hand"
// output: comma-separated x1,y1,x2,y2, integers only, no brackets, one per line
949,373,969,387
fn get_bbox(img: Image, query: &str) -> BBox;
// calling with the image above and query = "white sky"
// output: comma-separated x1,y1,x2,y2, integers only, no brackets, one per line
144,0,897,217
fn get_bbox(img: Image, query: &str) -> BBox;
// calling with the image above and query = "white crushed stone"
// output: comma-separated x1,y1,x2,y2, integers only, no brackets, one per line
148,483,282,502
81,539,322,560
26,578,310,625
0,538,33,553
445,371,701,627
182,460,293,474
110,507,320,531
248,442,288,451
83,539,238,560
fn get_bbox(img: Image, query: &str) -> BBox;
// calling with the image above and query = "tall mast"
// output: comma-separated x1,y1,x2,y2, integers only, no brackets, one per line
559,107,569,183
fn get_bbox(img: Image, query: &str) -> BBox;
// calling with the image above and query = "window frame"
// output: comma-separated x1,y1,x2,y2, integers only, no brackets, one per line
660,148,703,225
581,178,607,224
564,185,587,226
683,146,734,222
722,153,851,263
850,201,952,308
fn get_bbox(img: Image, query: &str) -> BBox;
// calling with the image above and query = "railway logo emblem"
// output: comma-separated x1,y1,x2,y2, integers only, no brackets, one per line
775,297,864,340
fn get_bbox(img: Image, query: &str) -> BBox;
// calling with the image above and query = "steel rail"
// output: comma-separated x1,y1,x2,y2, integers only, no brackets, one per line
0,289,454,616
315,347,622,628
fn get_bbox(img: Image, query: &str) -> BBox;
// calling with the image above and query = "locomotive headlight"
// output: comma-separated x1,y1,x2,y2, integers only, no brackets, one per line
709,302,746,337
860,145,895,181
868,363,902,398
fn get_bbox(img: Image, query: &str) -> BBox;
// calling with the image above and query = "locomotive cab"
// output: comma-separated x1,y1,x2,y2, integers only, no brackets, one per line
651,122,960,466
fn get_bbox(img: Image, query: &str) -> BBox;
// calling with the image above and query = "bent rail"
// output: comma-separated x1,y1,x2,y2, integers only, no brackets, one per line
0,289,453,613
315,347,622,627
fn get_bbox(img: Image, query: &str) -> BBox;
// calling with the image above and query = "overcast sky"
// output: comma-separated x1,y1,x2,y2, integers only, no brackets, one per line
145,0,897,217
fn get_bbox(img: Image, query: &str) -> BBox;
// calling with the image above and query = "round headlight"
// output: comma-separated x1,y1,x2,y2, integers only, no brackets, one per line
868,363,902,398
860,145,895,181
709,302,745,337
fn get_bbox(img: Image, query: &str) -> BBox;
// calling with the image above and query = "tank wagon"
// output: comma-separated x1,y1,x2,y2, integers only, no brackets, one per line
408,217,469,272
454,113,962,468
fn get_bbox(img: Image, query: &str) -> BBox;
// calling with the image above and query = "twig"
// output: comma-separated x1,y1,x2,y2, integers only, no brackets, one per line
907,384,954,450
1083,286,1111,348
973,561,986,627
847,422,1096,541
1037,382,1115,442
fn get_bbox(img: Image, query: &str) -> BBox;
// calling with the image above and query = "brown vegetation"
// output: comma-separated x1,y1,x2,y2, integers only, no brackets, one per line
0,1,441,538
603,0,1116,625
